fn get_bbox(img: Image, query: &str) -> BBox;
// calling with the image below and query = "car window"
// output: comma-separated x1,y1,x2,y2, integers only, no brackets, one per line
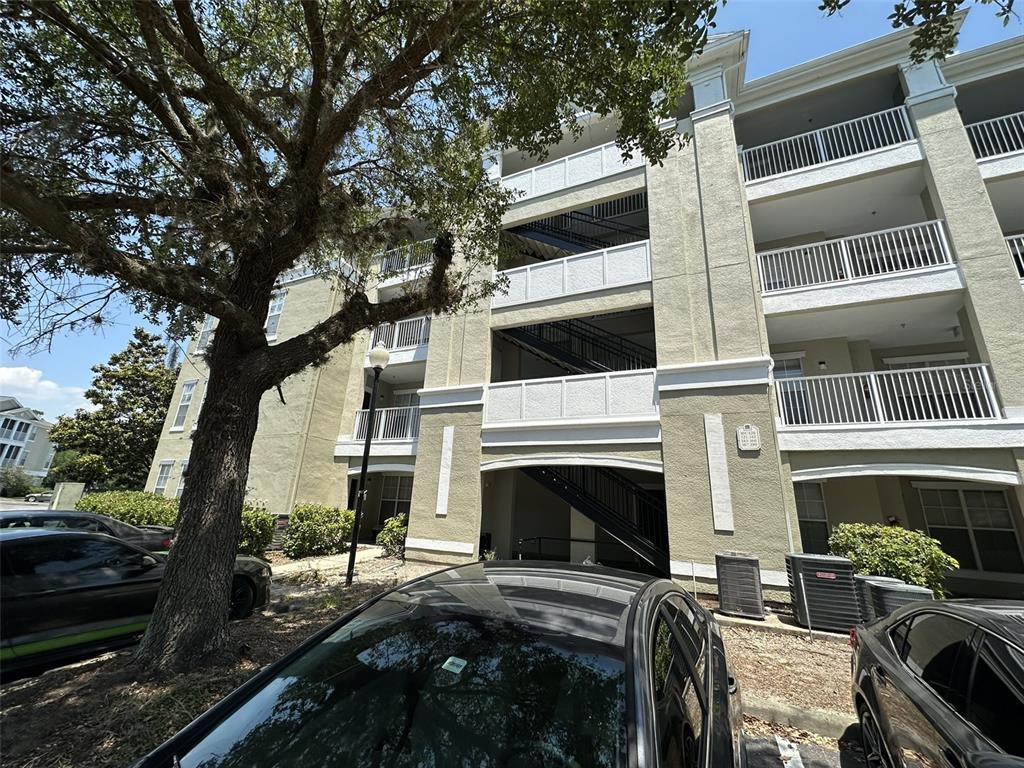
665,594,706,678
41,517,103,532
967,637,1024,755
176,601,629,768
0,518,31,528
6,537,152,593
652,610,705,768
902,612,976,715
889,618,912,656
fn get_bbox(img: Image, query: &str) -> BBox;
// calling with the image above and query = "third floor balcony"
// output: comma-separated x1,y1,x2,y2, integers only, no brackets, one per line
501,139,645,203
966,111,1024,163
368,317,431,367
354,406,421,442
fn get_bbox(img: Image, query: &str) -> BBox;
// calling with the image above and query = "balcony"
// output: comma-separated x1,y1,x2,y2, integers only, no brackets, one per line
354,406,420,441
1007,235,1024,286
369,317,431,366
377,240,434,286
501,140,645,202
492,240,651,309
741,106,914,183
757,220,960,312
776,364,1000,428
966,111,1024,160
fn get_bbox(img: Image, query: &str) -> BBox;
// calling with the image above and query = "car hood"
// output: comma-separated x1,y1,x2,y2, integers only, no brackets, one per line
234,555,272,577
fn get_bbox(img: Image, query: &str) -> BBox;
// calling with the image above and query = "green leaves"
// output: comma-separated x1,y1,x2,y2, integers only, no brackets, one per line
76,489,179,527
282,503,356,558
376,513,408,559
828,522,960,596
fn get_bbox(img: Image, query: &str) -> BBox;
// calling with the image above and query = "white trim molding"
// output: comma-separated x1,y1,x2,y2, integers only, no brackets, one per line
670,559,789,588
417,383,486,410
346,462,415,476
777,420,1024,451
481,416,662,448
791,463,1021,487
704,414,735,532
480,454,664,474
435,425,455,518
658,357,773,392
335,437,417,457
405,537,475,556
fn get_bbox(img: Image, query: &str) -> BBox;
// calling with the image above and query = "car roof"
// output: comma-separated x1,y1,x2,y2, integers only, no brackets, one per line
0,527,67,541
390,560,657,649
940,599,1024,639
0,509,86,517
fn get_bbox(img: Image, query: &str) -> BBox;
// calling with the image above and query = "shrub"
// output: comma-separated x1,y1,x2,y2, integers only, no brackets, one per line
0,468,33,498
27,485,48,495
829,523,959,596
238,503,275,558
283,504,354,559
76,490,178,527
376,514,407,559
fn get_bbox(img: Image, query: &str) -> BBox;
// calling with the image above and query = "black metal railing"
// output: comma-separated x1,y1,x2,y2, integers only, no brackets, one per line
515,536,650,571
518,209,649,251
503,317,655,373
522,466,669,575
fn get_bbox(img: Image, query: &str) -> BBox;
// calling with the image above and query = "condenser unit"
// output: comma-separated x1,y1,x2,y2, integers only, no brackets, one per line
786,553,862,632
855,575,904,622
716,552,765,620
869,580,934,617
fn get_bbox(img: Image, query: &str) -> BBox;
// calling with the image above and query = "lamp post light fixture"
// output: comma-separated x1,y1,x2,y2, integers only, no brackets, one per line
345,343,390,587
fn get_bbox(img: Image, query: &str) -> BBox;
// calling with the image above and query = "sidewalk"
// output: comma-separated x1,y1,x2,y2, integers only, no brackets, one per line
271,545,384,578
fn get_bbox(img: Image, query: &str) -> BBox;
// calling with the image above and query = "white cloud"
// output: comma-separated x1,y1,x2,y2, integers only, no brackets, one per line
0,366,93,421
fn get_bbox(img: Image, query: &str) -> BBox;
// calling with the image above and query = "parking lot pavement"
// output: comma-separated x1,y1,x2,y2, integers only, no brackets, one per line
746,736,867,768
0,500,48,510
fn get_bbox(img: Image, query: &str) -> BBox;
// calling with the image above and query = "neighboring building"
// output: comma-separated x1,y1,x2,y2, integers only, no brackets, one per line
0,396,56,481
147,20,1024,598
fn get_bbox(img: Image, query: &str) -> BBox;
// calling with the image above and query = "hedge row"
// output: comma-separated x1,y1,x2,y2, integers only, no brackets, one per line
283,504,354,559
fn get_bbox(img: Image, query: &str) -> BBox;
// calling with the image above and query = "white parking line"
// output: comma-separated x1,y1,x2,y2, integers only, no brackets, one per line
775,735,805,768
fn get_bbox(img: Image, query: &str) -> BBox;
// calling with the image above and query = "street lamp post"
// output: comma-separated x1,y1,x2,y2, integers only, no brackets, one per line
345,344,390,587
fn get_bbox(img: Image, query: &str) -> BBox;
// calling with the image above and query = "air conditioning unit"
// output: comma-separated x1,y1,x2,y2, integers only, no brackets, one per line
869,580,934,617
716,552,765,620
786,553,863,632
855,575,904,622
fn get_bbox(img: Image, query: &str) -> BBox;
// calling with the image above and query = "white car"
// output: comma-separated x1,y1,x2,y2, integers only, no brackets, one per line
23,492,53,503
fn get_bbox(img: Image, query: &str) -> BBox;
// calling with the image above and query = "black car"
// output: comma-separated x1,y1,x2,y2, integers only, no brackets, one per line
851,599,1024,767
0,509,175,552
132,560,744,768
0,529,271,676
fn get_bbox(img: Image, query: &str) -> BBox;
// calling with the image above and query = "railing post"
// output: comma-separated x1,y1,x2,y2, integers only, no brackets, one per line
868,372,886,424
979,365,1000,418
898,105,914,140
838,238,854,281
814,128,828,164
935,220,954,264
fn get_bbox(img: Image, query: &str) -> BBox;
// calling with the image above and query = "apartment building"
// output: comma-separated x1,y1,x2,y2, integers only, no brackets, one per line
0,396,56,481
147,19,1024,599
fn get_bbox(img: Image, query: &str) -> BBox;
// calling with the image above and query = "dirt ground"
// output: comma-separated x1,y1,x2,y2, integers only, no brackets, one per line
1,564,854,767
723,625,855,717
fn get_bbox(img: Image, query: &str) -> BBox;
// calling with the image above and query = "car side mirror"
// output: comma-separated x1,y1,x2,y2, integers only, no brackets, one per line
140,554,159,569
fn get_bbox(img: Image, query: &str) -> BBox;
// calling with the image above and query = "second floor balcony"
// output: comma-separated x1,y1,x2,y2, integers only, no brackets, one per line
370,317,431,351
354,406,421,442
966,111,1024,160
741,106,914,182
501,139,645,202
757,220,953,296
377,240,435,286
775,363,1001,428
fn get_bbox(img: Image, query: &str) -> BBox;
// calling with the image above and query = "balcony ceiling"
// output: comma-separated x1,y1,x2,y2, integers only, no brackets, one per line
749,165,928,247
987,175,1024,233
766,291,965,347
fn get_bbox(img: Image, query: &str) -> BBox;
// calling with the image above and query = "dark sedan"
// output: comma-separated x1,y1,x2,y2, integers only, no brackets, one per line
851,599,1024,767
0,529,271,677
0,509,175,552
131,560,744,768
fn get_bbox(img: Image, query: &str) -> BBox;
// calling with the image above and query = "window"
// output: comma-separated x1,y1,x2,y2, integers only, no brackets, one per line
41,516,102,532
652,609,705,768
774,355,808,425
967,637,1024,755
196,315,217,352
154,461,173,496
176,461,189,499
6,537,151,593
795,482,830,555
264,291,286,338
378,475,413,525
172,381,198,430
902,612,975,715
1,444,21,467
191,384,207,432
919,486,1024,573
27,426,38,442
883,353,969,370
392,391,420,408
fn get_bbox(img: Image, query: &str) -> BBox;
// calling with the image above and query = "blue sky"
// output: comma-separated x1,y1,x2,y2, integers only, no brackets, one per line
2,2,1020,421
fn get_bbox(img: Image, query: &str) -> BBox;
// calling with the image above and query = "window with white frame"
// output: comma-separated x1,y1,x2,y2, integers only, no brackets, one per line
27,426,38,442
918,486,1024,573
378,475,413,526
154,461,174,496
884,352,969,370
172,380,198,430
191,383,207,432
391,391,420,408
795,482,830,555
196,315,217,352
176,461,189,499
264,291,286,339
1,444,21,467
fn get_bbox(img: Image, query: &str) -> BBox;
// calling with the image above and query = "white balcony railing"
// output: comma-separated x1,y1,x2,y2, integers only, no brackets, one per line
370,317,431,350
492,240,651,309
484,369,658,424
354,406,420,441
378,239,434,276
501,140,645,201
775,364,1000,427
966,111,1024,159
741,106,914,182
1006,234,1024,283
757,220,952,293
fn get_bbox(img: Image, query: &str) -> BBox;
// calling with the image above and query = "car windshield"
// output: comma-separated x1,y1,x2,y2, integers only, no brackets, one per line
176,597,629,768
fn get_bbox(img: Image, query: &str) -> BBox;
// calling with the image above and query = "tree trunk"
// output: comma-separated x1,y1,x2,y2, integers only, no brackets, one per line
134,340,265,673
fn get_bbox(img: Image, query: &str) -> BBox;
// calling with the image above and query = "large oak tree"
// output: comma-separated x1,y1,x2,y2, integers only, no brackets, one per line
1,0,719,672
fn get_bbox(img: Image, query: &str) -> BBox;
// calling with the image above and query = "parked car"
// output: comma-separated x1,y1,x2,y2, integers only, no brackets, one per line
23,491,53,503
131,560,743,768
0,529,271,676
0,509,175,552
851,600,1024,768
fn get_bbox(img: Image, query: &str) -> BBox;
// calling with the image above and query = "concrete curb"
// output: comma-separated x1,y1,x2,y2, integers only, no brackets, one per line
715,611,850,644
745,695,856,740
